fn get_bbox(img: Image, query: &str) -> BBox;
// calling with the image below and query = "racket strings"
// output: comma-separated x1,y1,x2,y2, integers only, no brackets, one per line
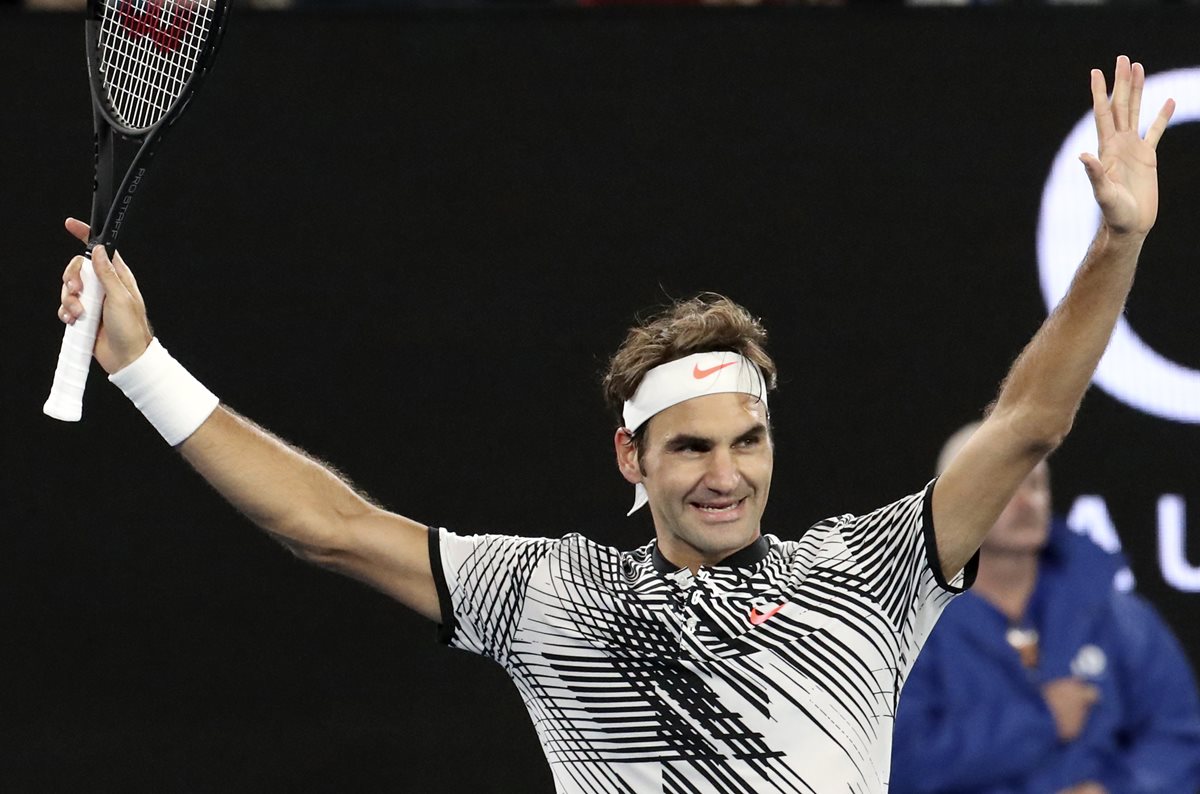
97,0,215,131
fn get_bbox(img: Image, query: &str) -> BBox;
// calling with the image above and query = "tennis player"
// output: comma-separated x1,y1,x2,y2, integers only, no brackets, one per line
55,56,1173,793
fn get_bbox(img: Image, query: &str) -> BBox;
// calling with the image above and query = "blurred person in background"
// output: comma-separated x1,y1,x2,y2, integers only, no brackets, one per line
890,422,1200,794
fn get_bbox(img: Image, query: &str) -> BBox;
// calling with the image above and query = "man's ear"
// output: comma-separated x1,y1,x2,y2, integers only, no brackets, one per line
614,428,642,485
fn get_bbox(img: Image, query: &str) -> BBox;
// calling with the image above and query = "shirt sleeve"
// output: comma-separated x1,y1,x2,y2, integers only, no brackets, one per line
836,480,979,662
427,526,556,663
839,479,977,587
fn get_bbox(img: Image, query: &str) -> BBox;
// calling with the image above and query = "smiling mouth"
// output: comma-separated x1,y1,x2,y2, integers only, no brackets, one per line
690,497,747,518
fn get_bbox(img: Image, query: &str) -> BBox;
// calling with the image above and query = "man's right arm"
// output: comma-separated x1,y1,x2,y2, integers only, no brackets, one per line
57,224,440,622
179,407,441,621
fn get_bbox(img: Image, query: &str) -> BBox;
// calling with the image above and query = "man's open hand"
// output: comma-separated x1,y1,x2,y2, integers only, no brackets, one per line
1080,55,1175,238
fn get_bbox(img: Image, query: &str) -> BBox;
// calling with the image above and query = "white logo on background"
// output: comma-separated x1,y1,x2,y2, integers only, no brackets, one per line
1038,67,1200,423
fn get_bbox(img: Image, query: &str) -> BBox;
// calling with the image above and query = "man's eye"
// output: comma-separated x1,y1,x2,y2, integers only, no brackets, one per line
672,443,706,454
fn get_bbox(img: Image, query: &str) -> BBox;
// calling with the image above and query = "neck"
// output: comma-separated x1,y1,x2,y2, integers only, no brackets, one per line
653,533,765,574
972,548,1040,622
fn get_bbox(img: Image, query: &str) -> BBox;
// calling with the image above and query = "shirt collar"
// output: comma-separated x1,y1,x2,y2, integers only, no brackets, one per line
651,535,771,574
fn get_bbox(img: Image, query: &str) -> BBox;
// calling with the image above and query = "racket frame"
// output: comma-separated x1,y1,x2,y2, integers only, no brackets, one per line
44,0,229,422
84,0,231,250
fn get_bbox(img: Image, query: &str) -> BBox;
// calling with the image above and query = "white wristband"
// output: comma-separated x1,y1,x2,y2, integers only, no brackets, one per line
109,338,219,446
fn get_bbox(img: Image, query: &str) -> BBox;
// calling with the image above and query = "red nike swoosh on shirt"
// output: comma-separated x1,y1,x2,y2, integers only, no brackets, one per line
693,361,737,379
748,603,786,626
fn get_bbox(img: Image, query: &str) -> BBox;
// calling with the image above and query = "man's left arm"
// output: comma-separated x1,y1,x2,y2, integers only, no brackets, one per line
932,56,1175,579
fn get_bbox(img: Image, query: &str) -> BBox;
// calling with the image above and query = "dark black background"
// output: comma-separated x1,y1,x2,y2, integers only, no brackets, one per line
4,8,1200,790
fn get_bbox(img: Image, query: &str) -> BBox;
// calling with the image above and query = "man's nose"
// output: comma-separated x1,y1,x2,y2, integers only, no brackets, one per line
703,449,741,492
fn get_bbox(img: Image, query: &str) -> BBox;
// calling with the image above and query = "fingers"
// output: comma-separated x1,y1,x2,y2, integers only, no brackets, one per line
59,255,86,325
1145,97,1176,149
110,250,143,304
91,245,131,300
61,253,84,291
58,297,79,325
59,218,91,325
1078,152,1109,196
59,280,81,325
57,245,144,327
1094,56,1172,148
1091,68,1115,142
1129,61,1145,132
1111,55,1131,132
64,217,90,245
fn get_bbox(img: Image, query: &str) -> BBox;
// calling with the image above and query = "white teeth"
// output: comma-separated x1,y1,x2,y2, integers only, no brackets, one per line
696,502,737,512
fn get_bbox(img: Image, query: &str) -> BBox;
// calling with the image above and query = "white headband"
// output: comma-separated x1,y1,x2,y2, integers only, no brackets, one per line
622,351,768,515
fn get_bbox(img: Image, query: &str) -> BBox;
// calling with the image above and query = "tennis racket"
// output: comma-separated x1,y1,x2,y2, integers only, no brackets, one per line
44,0,230,422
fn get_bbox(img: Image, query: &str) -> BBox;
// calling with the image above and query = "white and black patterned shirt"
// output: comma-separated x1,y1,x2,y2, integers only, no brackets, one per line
429,480,976,794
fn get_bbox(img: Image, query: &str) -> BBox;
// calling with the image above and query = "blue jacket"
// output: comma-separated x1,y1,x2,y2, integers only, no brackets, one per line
891,521,1200,794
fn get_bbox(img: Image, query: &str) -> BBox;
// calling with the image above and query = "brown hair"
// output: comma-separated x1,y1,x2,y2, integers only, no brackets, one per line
602,293,778,428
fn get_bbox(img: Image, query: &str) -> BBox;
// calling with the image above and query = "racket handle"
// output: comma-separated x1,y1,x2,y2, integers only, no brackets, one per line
44,254,107,422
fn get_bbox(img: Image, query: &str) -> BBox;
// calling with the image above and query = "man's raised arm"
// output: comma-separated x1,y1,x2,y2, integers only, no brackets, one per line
932,55,1176,578
56,221,440,621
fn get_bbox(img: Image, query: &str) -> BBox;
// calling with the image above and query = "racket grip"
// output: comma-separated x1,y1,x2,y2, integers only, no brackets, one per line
44,254,107,422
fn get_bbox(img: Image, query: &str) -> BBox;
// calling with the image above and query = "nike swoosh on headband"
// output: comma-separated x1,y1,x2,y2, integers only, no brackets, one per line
693,361,738,379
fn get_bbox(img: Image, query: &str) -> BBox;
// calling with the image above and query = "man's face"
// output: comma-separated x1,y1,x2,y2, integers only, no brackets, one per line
617,392,773,570
983,461,1052,555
